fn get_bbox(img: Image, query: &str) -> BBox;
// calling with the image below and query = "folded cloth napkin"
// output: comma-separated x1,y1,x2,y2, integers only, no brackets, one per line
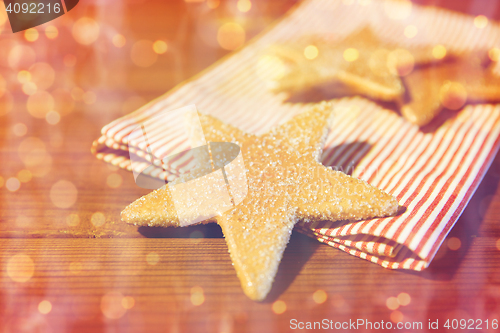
92,0,500,270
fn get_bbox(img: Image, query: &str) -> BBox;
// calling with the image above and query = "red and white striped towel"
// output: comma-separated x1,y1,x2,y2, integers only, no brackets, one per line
92,0,500,270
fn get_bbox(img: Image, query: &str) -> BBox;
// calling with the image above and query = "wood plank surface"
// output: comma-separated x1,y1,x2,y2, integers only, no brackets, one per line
1,0,500,332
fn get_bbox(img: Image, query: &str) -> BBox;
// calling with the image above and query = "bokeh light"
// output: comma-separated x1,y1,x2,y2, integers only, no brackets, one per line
217,22,246,51
432,44,447,59
45,26,58,39
237,0,252,13
122,296,135,310
447,237,461,250
489,48,500,62
50,180,78,208
46,110,61,125
304,45,319,60
153,40,168,54
439,81,467,110
131,40,158,67
67,214,80,227
27,91,54,119
13,123,27,137
53,88,75,116
474,15,488,29
30,62,55,90
18,137,52,177
17,70,31,84
404,25,418,38
0,176,4,188
17,170,32,183
101,291,127,319
190,286,205,306
24,28,39,42
38,300,52,314
7,254,34,282
390,310,404,323
8,45,36,69
22,82,37,95
397,292,411,306
6,177,20,192
112,34,126,48
71,87,84,101
107,173,123,188
386,296,399,310
0,1,7,25
0,73,5,98
146,252,160,265
72,17,100,45
343,48,359,62
312,290,327,304
272,300,286,314
91,212,106,227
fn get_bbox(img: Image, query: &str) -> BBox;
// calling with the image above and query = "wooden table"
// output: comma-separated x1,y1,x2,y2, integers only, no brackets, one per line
1,0,500,332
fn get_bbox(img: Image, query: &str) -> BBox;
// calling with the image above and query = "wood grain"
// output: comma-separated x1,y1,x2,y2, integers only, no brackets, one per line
1,0,500,332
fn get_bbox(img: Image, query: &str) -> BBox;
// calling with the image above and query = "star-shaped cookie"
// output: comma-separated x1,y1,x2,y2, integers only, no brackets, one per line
400,55,500,126
268,27,444,101
122,102,399,301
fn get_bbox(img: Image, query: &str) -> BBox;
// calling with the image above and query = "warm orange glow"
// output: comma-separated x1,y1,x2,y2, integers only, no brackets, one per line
71,87,85,101
17,170,32,183
386,296,399,310
0,92,14,116
304,45,319,60
101,291,127,319
0,73,5,98
46,110,61,125
24,28,39,42
404,25,418,38
146,252,160,265
112,34,126,48
0,176,4,188
91,212,106,227
69,261,83,273
312,290,327,304
53,89,75,116
237,0,252,13
83,91,97,104
17,70,31,84
13,123,27,137
122,296,135,309
432,45,447,59
45,26,58,39
50,180,78,208
447,237,461,250
67,214,80,227
272,300,287,314
0,1,7,25
7,254,34,282
153,40,168,54
343,48,359,62
474,15,488,29
27,91,54,118
131,40,158,67
72,17,100,45
22,82,37,95
496,238,500,251
107,173,123,188
489,48,500,62
217,22,246,51
397,292,411,306
30,62,55,90
64,54,77,67
6,177,20,192
207,0,220,8
8,45,36,69
38,300,52,314
390,310,404,323
190,286,205,306
439,81,467,110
